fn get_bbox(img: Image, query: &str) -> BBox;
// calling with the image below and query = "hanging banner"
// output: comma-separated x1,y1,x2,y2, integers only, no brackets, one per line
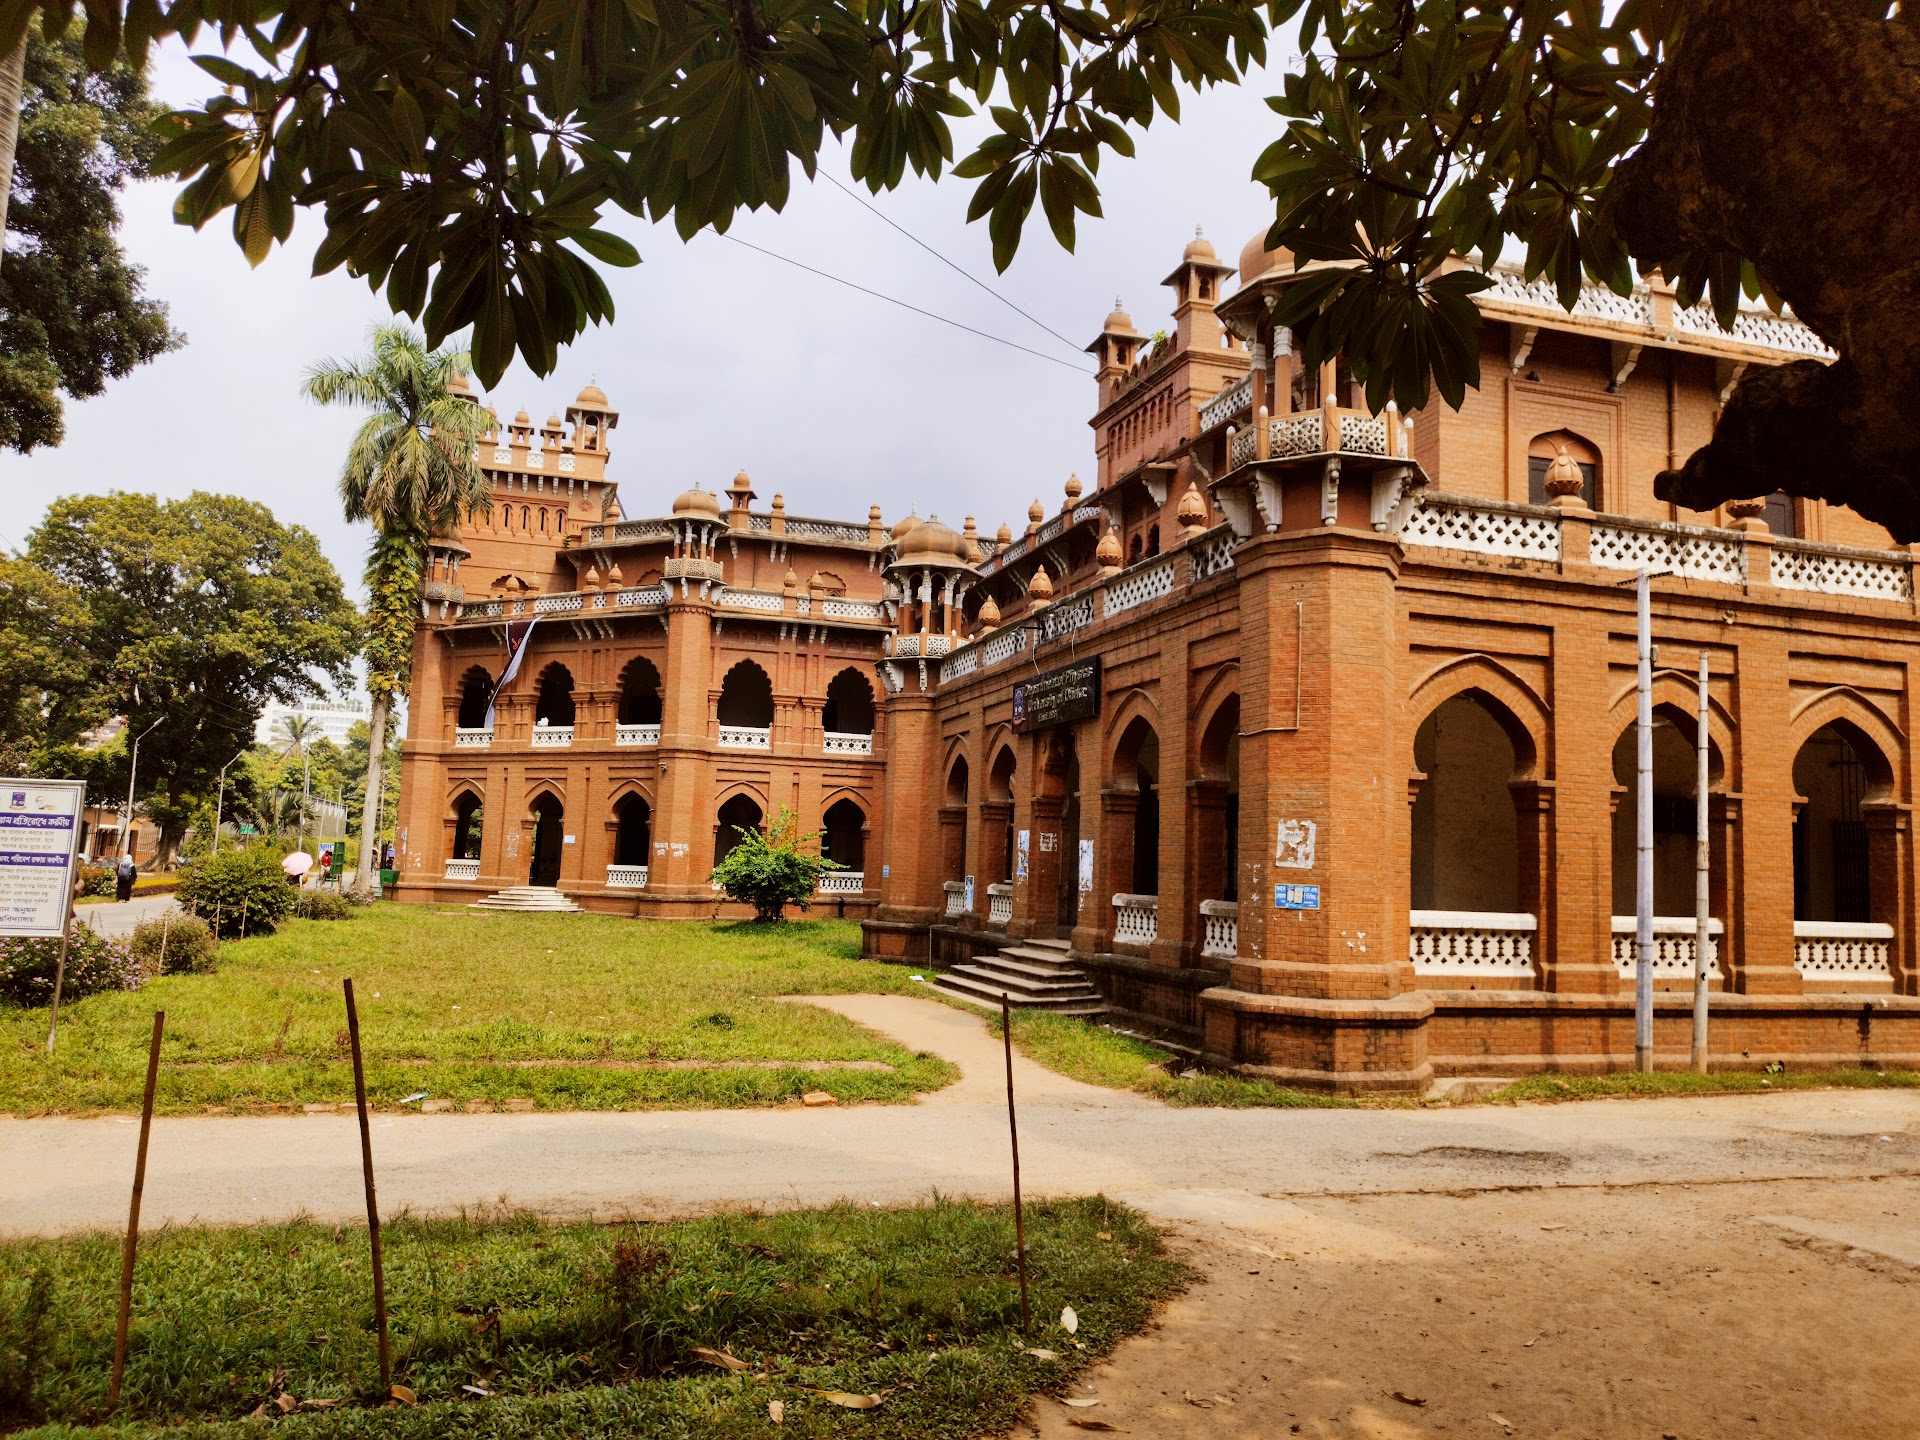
484,617,540,729
0,780,86,937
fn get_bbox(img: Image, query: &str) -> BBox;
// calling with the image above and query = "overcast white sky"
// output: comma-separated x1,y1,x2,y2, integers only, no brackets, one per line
0,40,1292,623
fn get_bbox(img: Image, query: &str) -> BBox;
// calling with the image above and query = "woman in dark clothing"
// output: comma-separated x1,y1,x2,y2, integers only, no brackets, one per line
115,854,136,902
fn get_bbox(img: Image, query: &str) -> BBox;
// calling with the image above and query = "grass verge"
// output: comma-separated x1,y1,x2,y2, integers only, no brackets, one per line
1491,1066,1920,1103
1002,1009,1359,1107
0,1197,1184,1439
1,907,953,1116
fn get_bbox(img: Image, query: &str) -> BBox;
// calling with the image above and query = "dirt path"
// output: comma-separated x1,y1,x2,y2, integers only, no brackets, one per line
1029,1176,1920,1440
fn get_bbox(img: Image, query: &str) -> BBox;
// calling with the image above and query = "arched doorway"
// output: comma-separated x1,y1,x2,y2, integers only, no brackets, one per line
714,794,764,867
1113,716,1160,897
613,793,652,867
535,664,575,729
618,658,663,726
989,746,1017,883
1793,724,1881,923
1610,708,1724,917
823,668,876,749
1196,696,1240,905
528,793,564,886
451,792,483,859
823,799,867,875
457,667,492,730
1413,695,1523,912
943,756,969,883
718,661,774,736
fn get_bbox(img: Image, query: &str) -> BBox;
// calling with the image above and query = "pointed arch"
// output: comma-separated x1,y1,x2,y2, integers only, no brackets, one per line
1790,687,1903,799
824,666,875,735
1606,671,1737,785
522,779,569,810
534,661,576,727
1410,654,1550,781
604,776,656,809
456,666,493,729
717,659,774,728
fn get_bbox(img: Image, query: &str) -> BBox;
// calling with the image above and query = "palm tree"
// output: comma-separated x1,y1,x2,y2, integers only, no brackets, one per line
275,712,318,757
304,323,489,895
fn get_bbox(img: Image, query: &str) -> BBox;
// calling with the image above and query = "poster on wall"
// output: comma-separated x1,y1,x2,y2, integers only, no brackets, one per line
0,780,84,938
963,876,975,911
1275,818,1317,870
1078,839,1094,893
1016,829,1030,879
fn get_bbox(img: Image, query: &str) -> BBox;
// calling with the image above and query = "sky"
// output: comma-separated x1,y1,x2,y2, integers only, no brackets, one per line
0,39,1294,634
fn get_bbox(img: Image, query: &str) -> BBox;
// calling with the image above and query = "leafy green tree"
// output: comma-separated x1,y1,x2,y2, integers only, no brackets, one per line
303,323,488,895
0,24,180,451
0,553,94,771
25,491,358,865
710,807,841,923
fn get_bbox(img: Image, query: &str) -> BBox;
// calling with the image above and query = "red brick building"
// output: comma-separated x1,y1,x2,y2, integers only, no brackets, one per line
399,230,1920,1087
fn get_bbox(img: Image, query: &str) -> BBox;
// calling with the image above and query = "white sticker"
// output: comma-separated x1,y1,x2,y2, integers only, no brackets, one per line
1275,818,1316,870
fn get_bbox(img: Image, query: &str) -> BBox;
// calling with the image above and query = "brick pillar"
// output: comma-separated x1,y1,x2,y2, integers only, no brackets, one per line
1078,788,1137,955
479,756,517,889
1512,780,1555,986
649,594,717,896
1544,604,1620,993
1732,629,1803,993
1188,779,1232,952
874,684,942,929
1198,527,1431,1092
1152,659,1195,968
1865,805,1915,994
1710,795,1742,981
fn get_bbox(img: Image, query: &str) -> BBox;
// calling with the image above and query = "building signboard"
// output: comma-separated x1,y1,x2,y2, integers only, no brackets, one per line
1275,884,1321,911
0,779,86,938
1011,658,1101,734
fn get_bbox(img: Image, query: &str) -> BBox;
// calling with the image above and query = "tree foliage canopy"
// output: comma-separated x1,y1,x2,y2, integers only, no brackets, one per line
710,807,841,922
0,25,180,450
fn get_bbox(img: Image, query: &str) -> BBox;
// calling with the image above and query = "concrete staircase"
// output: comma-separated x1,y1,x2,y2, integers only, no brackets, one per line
469,886,583,914
930,937,1107,1017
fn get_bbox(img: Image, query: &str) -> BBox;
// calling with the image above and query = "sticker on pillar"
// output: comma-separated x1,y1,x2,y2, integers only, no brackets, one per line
1275,884,1321,910
1016,829,1030,879
882,864,890,878
1039,831,1057,853
564,834,575,844
1274,819,1317,869
1078,839,1094,893
963,876,975,910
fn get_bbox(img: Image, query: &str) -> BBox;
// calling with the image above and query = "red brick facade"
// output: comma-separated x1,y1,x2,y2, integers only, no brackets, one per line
400,232,1920,1087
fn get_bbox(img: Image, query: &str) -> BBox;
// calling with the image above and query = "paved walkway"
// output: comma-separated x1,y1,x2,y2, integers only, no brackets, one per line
74,893,179,938
5,995,1919,1237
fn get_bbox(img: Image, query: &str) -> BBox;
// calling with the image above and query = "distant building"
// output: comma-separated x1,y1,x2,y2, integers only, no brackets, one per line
255,698,374,750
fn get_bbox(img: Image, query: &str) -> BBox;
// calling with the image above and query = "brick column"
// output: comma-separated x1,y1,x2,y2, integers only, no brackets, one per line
1865,805,1915,994
1187,778,1232,951
1511,780,1555,985
1198,526,1431,1092
648,594,717,896
1077,788,1137,955
873,683,942,930
1731,628,1802,993
1543,601,1620,992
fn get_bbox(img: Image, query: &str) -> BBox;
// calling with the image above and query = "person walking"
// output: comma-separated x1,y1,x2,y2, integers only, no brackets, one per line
114,853,136,903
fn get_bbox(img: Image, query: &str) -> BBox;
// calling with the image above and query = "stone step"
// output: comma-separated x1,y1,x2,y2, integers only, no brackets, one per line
1023,937,1073,952
993,945,1089,972
928,976,1107,1017
951,960,1101,996
960,953,1091,984
470,886,583,913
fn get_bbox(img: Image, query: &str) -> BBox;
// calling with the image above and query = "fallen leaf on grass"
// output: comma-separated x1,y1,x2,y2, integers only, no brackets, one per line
768,1399,784,1424
1097,1231,1112,1241
273,1395,296,1414
1391,1391,1427,1406
298,1399,339,1410
1062,1397,1101,1408
1061,1305,1079,1335
1025,1347,1061,1360
1066,1421,1121,1432
388,1385,416,1405
690,1346,752,1373
461,1385,491,1397
807,1389,884,1409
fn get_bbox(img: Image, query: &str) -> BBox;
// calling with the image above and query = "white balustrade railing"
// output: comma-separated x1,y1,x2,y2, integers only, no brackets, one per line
1589,518,1746,584
943,646,981,681
533,592,583,614
1269,412,1324,457
1610,916,1724,979
982,626,1028,666
444,858,480,881
944,880,967,916
616,584,669,608
1199,899,1238,960
1103,558,1177,617
1410,910,1539,978
454,727,492,748
1769,539,1913,602
1400,494,1563,562
718,724,771,749
988,882,1013,926
1199,374,1251,430
606,864,648,889
721,588,785,612
1793,921,1895,981
1112,892,1158,947
616,723,660,746
817,871,865,894
530,725,573,747
822,597,882,620
1039,593,1094,643
824,731,873,755
1191,528,1236,580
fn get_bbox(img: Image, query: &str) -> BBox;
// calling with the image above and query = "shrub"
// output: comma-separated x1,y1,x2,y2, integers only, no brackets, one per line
128,913,219,976
0,929,143,1008
291,889,360,921
75,864,114,899
708,806,840,922
174,846,295,939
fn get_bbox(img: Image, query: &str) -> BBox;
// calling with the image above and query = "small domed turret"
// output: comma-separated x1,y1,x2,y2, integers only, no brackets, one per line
1183,225,1217,263
1026,499,1044,537
1064,473,1083,505
672,486,723,520
996,522,1013,545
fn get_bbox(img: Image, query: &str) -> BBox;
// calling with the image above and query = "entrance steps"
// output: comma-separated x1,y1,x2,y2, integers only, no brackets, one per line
930,937,1107,1018
470,886,583,914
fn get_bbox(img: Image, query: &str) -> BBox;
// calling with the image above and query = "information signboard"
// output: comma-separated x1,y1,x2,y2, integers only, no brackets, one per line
1011,657,1101,734
0,779,86,937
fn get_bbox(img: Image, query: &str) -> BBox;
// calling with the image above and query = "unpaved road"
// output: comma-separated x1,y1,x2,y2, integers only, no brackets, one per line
7,995,1919,1437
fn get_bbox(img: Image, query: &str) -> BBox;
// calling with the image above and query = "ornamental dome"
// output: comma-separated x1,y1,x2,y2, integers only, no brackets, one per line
996,522,1013,544
1064,473,1083,504
447,371,471,394
890,510,921,543
1028,564,1055,601
672,486,723,520
1176,479,1208,529
575,381,609,406
1239,229,1289,284
1103,297,1135,332
1183,225,1218,263
897,518,969,564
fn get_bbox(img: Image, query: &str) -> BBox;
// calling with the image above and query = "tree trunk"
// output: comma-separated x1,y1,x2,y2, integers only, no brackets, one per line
0,29,26,270
352,691,389,896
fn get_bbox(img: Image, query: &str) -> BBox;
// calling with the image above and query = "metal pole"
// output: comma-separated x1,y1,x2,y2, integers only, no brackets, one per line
118,719,160,860
44,880,77,1055
109,1009,165,1409
1692,649,1712,1073
344,979,392,1392
1000,994,1031,1333
212,750,244,858
1634,568,1655,1073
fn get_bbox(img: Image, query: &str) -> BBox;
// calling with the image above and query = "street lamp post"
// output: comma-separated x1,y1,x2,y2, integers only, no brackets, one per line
212,749,247,857
117,719,163,862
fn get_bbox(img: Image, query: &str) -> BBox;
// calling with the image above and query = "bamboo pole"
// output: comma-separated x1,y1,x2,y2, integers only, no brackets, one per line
1000,994,1030,1333
343,979,391,1392
109,1010,165,1409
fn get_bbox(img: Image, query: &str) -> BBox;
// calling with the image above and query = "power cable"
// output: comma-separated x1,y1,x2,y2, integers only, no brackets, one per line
821,172,1086,358
715,233,1092,375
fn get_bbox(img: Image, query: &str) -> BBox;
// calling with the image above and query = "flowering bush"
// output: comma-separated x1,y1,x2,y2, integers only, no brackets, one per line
0,929,143,1009
75,864,115,899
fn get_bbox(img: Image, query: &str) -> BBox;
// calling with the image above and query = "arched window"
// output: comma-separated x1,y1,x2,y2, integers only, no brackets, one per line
1146,525,1161,558
823,798,867,873
1197,696,1240,904
1763,492,1799,538
1415,695,1525,912
1114,717,1160,896
613,793,652,867
451,792,483,860
1793,724,1886,923
989,746,1017,883
717,661,774,729
714,794,764,866
946,756,969,806
534,664,575,727
1128,534,1144,565
1527,430,1600,509
823,668,875,737
1610,707,1725,916
617,657,663,725
457,667,493,729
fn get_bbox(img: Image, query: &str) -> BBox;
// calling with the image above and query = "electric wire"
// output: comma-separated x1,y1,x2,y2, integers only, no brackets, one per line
715,233,1092,375
821,171,1086,358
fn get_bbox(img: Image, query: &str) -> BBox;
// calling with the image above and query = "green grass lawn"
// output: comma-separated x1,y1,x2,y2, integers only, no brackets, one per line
0,1196,1185,1438
1490,1066,1920,1102
1,907,953,1116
